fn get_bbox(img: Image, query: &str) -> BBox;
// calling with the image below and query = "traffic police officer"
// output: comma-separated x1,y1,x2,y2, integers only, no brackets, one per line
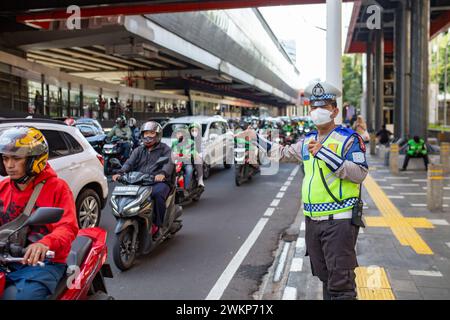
243,81,369,300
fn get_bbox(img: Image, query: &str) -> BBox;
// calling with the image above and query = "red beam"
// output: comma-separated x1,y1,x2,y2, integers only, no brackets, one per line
347,41,393,54
16,0,353,24
430,11,450,40
344,0,361,54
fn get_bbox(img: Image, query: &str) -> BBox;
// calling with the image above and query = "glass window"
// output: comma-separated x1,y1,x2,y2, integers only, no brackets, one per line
63,132,83,154
40,130,70,159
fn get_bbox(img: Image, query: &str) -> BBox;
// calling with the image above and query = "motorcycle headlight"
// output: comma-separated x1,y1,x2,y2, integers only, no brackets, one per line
286,132,291,136
124,206,140,215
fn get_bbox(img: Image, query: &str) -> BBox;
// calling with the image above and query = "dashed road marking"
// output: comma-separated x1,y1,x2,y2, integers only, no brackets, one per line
284,181,292,187
276,192,285,199
412,179,428,182
287,177,294,181
388,195,404,199
290,166,299,177
411,204,427,207
271,199,280,207
387,177,410,180
401,192,426,196
408,270,443,277
290,258,304,272
282,286,297,300
380,186,395,190
280,186,288,192
263,208,275,217
392,183,420,187
429,219,449,226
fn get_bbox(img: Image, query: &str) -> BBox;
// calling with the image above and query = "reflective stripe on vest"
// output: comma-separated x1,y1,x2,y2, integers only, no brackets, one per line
301,129,360,217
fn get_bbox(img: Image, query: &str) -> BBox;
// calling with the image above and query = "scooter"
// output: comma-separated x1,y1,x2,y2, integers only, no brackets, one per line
174,157,204,205
110,157,183,271
102,137,131,175
0,207,113,300
234,138,260,186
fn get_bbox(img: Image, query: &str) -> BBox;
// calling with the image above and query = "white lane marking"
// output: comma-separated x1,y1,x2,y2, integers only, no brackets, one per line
296,238,305,250
280,186,288,192
412,179,428,182
363,206,369,209
446,242,450,249
374,179,387,182
273,242,291,282
445,197,450,200
290,166,299,177
206,218,269,300
284,181,292,187
290,258,304,272
445,187,450,190
411,204,427,207
429,219,449,226
287,177,294,181
422,187,427,190
263,208,275,217
271,199,280,207
282,287,297,300
300,222,305,231
400,193,426,195
392,184,420,187
388,195,405,199
276,192,285,199
387,177,410,179
408,270,443,277
380,186,395,190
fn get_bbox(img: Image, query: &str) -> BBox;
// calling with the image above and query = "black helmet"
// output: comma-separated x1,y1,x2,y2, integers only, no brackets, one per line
141,121,163,143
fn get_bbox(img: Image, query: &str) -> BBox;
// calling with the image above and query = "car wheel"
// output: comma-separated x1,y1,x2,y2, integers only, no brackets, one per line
203,159,211,180
76,189,102,228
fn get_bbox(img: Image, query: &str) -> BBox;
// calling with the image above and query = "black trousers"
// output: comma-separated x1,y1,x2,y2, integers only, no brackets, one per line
402,154,429,170
305,217,359,300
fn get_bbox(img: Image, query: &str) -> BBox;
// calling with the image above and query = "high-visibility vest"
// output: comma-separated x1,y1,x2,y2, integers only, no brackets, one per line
407,139,427,156
301,127,360,217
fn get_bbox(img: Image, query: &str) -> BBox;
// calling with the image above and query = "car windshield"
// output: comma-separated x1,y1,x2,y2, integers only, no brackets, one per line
162,123,207,138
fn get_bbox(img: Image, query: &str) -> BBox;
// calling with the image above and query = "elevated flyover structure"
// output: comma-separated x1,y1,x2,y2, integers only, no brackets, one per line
0,2,306,119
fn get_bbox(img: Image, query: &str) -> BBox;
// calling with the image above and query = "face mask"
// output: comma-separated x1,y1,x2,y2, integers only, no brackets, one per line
143,136,157,146
310,108,333,125
191,131,198,138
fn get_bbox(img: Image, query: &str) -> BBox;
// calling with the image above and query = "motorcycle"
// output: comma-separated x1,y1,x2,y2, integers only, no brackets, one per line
0,207,113,300
102,136,131,175
234,138,260,186
110,157,183,271
174,156,204,205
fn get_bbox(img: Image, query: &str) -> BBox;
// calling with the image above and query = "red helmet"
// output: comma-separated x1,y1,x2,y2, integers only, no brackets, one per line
64,118,76,126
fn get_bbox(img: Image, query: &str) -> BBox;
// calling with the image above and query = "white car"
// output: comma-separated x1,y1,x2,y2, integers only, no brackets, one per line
161,115,234,179
0,119,109,228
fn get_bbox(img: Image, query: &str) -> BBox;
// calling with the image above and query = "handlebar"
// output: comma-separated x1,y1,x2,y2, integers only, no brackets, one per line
0,250,55,268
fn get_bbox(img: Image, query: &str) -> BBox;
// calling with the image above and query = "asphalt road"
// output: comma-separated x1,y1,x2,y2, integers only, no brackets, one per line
100,163,302,300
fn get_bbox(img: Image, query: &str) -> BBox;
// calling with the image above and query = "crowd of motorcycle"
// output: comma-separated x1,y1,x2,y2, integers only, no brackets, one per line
0,114,315,300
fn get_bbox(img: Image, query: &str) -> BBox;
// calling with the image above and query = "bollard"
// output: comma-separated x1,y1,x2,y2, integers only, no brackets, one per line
427,164,444,211
389,143,399,175
441,142,450,174
370,133,376,155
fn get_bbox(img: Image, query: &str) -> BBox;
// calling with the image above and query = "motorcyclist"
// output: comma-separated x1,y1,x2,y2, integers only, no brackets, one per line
112,121,174,239
234,121,260,170
107,116,132,159
0,127,79,300
64,118,76,126
187,123,205,188
128,117,141,149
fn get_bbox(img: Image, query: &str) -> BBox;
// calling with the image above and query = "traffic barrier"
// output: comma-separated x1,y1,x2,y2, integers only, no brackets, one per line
427,164,444,211
389,143,399,175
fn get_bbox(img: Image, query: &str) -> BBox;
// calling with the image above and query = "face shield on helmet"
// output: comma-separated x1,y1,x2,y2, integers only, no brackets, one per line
128,118,137,127
64,118,76,126
140,121,162,146
0,126,49,183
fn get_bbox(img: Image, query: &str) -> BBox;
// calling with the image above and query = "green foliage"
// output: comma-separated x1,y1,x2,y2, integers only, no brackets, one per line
342,54,362,110
430,31,450,93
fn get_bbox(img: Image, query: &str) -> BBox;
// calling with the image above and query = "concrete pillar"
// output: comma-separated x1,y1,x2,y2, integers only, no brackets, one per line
366,40,374,132
374,29,384,132
409,0,430,138
394,4,404,138
389,143,399,175
441,142,450,174
326,0,342,124
370,133,376,155
427,164,444,211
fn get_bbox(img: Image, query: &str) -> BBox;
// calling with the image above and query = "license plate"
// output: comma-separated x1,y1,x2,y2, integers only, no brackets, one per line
112,186,140,196
104,144,114,148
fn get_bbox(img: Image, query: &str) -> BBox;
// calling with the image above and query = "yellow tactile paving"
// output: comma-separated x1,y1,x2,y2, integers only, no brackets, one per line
355,267,395,300
363,174,434,255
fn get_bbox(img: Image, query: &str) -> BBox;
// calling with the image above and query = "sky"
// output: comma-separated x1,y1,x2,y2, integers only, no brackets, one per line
259,3,354,88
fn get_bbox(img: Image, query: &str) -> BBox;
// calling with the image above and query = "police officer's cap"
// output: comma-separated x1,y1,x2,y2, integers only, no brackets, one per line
305,81,342,107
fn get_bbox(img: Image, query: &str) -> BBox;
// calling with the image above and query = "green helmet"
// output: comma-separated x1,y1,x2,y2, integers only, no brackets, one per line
189,123,201,130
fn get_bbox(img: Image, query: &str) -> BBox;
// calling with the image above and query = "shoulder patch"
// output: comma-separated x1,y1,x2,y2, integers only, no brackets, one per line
356,134,366,152
352,152,365,163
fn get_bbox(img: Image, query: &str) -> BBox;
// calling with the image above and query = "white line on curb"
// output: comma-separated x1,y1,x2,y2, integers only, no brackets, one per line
271,199,280,207
206,218,269,300
273,242,291,282
263,208,275,217
282,286,297,300
408,270,443,277
290,258,304,272
300,222,305,231
296,238,305,250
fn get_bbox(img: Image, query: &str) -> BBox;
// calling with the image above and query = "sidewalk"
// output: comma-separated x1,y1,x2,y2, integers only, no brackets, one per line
271,151,450,300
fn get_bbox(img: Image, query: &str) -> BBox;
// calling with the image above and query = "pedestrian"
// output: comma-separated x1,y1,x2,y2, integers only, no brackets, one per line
34,91,44,115
109,98,116,120
376,124,392,146
98,95,106,120
238,81,368,300
352,115,369,143
400,136,429,171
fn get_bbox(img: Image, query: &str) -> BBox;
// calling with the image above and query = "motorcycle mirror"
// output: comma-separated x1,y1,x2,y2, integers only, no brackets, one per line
24,207,64,227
